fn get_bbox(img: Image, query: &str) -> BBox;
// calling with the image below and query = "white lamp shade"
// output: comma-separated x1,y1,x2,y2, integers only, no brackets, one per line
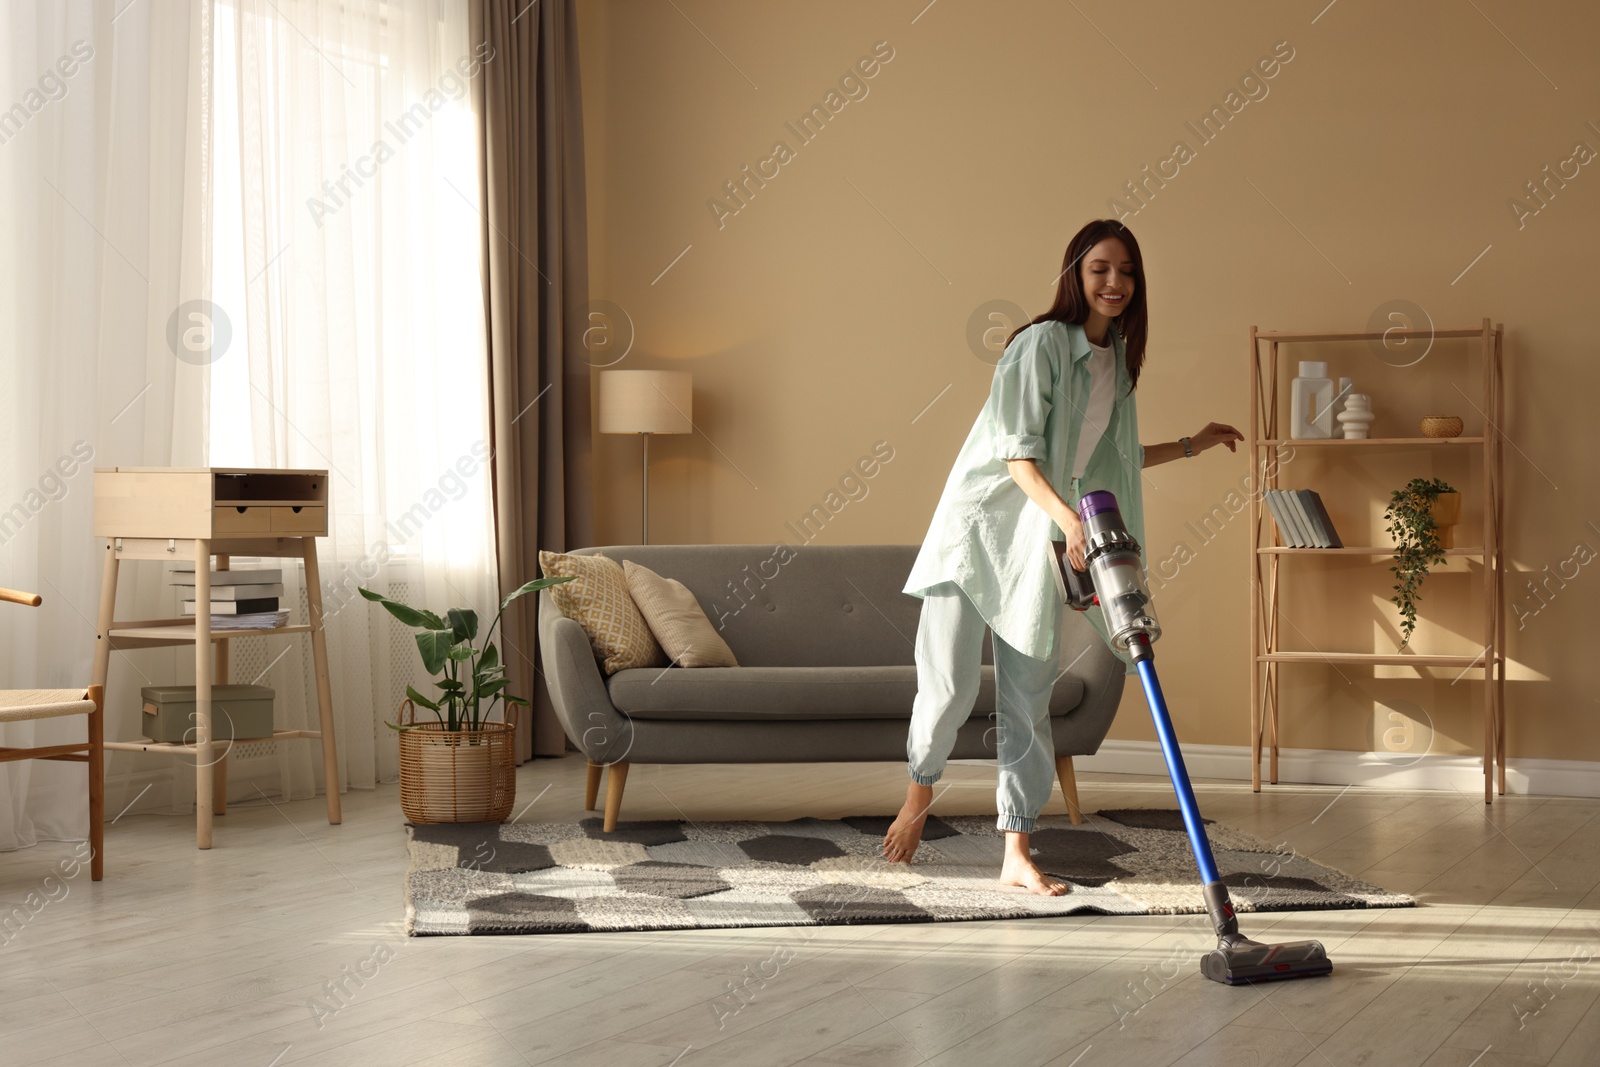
598,370,693,434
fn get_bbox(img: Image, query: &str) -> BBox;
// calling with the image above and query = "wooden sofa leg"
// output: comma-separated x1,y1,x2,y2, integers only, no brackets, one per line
1056,755,1084,825
585,761,602,811
603,762,630,832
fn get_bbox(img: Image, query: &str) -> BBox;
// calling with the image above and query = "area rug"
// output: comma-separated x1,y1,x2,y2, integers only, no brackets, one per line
403,810,1413,936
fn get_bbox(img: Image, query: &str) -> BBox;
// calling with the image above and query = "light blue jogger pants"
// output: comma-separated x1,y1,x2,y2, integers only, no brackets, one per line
905,580,1059,834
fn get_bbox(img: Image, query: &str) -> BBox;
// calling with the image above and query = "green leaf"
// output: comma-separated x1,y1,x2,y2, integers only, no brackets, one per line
405,684,440,711
475,677,511,699
501,575,575,609
447,608,478,643
416,629,455,674
447,645,476,662
478,642,499,674
358,587,435,629
435,679,465,692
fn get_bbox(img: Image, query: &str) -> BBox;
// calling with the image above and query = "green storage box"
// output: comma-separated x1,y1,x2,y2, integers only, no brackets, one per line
139,684,275,744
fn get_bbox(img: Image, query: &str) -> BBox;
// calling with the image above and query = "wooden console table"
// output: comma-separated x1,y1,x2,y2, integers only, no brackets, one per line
92,467,341,848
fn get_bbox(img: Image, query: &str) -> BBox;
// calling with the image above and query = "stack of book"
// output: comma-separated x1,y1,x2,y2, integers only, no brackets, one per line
1264,489,1344,549
168,566,290,629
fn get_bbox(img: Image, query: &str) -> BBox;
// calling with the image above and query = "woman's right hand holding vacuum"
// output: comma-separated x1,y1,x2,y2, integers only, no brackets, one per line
1005,458,1089,571
1057,507,1088,572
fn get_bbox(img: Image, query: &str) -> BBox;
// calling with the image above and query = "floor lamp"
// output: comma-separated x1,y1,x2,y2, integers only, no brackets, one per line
598,370,693,544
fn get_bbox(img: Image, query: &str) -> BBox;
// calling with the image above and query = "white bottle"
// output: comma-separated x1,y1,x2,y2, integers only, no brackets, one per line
1332,377,1354,422
1290,361,1335,439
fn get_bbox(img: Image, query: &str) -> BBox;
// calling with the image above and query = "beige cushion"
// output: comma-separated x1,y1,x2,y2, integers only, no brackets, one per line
622,560,739,668
538,550,666,675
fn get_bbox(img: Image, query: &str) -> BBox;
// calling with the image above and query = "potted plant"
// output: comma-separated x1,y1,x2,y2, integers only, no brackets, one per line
1383,477,1458,649
360,575,574,823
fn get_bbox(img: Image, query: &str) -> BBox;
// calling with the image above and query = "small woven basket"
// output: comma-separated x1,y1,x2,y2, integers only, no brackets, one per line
1420,415,1464,438
396,698,517,824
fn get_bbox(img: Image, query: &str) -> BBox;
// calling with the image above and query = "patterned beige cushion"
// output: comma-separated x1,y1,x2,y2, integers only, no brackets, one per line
622,560,739,668
538,551,666,675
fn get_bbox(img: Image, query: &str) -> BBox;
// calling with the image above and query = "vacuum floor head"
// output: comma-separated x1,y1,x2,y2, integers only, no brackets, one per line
1202,938,1333,984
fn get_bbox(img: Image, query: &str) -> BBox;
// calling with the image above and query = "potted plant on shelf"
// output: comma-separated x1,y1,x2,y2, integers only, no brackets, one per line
1384,477,1459,649
359,576,575,824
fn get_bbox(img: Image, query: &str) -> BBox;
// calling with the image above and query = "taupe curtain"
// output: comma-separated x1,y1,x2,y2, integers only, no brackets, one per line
471,0,594,761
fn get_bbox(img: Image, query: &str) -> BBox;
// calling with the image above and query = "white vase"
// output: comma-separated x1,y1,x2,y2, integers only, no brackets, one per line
1290,361,1335,439
1337,394,1375,439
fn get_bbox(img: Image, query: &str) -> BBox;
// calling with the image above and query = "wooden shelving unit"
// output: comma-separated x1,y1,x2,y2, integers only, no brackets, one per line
92,467,342,848
1248,321,1504,802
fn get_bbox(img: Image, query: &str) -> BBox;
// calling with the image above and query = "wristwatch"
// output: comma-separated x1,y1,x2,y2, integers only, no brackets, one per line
1181,436,1194,458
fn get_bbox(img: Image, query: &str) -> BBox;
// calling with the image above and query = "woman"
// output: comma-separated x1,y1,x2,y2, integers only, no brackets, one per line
884,219,1242,894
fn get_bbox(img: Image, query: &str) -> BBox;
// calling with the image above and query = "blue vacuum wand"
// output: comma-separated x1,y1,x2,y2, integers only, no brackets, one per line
1054,490,1332,985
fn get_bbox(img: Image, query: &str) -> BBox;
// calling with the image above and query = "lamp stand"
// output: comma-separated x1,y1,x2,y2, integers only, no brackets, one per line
640,432,650,545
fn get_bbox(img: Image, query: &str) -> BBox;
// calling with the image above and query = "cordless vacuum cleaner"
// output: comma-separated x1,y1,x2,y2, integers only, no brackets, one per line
1052,490,1332,985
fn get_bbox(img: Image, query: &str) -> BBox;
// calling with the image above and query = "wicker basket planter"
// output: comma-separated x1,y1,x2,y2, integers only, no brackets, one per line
397,700,516,824
360,576,574,826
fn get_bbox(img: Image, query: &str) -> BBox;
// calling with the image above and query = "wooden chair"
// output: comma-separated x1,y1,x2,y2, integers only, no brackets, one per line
0,587,104,880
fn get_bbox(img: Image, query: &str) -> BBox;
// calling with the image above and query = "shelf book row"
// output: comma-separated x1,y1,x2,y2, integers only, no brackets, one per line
167,564,290,629
1264,489,1343,549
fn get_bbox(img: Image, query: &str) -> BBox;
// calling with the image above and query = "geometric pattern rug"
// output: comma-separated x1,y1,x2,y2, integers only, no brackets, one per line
404,809,1414,936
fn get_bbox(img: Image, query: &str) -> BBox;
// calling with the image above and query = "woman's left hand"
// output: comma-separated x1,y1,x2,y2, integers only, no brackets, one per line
1192,422,1244,454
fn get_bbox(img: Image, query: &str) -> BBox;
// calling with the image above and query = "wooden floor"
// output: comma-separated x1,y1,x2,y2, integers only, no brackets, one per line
3,756,1598,1067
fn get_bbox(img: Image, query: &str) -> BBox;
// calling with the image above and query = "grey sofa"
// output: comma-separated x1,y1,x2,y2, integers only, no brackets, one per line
537,544,1125,830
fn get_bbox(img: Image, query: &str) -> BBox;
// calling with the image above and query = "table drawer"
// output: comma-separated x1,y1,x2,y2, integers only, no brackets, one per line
213,506,273,535
271,505,326,534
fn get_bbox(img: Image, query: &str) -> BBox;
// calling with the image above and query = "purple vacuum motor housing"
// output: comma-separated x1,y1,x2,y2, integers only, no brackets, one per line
1077,489,1119,522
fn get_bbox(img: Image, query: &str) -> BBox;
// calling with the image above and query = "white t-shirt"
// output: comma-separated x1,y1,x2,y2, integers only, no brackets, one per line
1071,337,1117,479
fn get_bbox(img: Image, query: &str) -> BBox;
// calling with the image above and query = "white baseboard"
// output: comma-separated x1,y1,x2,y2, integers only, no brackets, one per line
1067,740,1600,799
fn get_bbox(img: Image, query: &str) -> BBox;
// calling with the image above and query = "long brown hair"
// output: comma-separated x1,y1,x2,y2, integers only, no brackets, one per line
1008,219,1148,391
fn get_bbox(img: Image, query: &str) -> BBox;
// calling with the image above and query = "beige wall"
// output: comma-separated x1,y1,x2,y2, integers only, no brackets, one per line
576,1,1600,766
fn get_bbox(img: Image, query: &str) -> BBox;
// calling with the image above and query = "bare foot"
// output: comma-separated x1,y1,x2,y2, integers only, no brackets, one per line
998,855,1070,896
883,782,934,863
1000,830,1069,896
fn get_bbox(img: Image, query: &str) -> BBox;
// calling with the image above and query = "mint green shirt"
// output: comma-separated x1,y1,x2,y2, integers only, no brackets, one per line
903,319,1146,671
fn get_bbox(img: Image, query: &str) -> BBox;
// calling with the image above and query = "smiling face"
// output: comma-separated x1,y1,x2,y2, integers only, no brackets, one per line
1016,220,1148,388
1080,237,1136,321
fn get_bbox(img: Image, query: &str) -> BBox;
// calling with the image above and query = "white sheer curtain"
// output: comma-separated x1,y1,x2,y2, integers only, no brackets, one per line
1,0,489,842
0,0,212,845
216,0,497,797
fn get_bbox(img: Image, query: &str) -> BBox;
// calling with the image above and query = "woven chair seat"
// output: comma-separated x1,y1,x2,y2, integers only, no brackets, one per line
0,584,105,878
0,689,97,722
